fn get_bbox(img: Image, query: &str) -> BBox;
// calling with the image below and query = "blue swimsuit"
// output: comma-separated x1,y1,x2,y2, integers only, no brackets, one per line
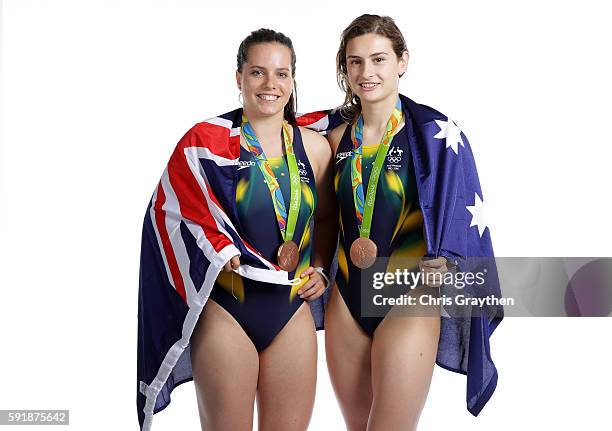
334,123,428,336
209,126,317,351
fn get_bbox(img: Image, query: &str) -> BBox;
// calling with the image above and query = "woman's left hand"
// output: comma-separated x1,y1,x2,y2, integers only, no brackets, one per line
418,257,449,288
297,266,327,301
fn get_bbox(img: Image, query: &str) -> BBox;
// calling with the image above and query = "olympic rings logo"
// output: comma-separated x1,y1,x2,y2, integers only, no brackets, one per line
387,157,402,164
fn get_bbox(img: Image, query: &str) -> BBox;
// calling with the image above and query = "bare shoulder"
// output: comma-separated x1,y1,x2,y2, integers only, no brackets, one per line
327,123,349,156
298,126,332,179
298,126,331,159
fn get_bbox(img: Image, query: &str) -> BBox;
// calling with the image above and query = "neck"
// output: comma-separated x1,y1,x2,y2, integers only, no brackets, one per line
243,106,285,142
361,92,400,134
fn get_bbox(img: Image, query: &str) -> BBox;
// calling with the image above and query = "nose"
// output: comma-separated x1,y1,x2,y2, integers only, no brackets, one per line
263,74,277,89
359,61,374,80
361,61,375,79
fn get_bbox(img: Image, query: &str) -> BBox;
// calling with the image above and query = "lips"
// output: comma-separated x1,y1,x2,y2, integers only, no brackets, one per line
359,82,380,91
257,94,280,101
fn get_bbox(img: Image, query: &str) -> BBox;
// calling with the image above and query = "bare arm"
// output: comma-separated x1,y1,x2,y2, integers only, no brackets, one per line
296,126,341,300
327,122,348,157
307,123,349,271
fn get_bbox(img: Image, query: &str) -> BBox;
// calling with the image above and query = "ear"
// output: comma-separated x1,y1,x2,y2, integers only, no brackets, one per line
235,70,242,91
398,50,409,77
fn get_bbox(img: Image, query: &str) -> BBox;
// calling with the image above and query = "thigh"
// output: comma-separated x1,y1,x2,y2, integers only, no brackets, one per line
190,299,259,431
257,302,317,431
368,287,440,431
325,282,373,431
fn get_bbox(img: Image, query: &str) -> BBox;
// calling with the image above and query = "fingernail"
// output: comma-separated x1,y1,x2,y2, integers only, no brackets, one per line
299,294,304,298
297,290,302,295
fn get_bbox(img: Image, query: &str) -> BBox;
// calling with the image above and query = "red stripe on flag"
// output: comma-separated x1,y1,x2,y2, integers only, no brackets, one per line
168,130,233,254
296,111,328,127
153,184,187,303
202,175,275,268
187,122,237,160
228,135,240,159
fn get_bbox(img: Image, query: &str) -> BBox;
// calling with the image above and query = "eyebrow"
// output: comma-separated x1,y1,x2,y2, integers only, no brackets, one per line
249,65,291,72
347,52,390,59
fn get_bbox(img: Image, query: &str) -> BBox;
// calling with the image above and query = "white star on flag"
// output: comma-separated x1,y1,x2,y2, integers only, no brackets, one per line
433,118,464,154
466,192,489,237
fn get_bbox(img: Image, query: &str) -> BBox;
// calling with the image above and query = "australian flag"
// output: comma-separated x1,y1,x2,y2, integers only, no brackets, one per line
137,94,503,429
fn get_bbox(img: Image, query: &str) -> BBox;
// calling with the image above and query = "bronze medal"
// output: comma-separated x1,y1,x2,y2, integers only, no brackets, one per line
349,237,378,269
277,240,299,272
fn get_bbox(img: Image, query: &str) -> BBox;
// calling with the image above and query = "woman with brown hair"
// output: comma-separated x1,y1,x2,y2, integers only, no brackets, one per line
323,14,503,430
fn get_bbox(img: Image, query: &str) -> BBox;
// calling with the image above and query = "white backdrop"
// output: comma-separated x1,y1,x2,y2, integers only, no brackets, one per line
1,0,611,430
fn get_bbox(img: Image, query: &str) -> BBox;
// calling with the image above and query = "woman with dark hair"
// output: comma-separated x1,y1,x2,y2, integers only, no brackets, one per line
186,29,337,431
323,14,503,430
135,27,336,431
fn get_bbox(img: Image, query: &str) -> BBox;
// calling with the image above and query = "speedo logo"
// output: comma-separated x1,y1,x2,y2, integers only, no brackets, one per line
238,160,256,171
335,151,353,163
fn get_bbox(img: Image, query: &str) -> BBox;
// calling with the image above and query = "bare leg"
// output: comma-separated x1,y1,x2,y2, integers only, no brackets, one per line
325,282,373,431
257,302,317,431
367,286,440,431
190,299,259,431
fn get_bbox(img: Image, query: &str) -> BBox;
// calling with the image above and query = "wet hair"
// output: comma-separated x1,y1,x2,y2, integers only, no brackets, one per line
237,28,298,126
336,14,408,120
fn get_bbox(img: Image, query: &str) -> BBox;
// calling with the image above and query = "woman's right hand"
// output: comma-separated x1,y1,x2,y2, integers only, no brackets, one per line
223,255,241,272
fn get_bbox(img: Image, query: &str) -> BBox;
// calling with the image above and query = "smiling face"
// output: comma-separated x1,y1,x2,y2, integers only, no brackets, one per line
345,33,408,105
236,42,294,119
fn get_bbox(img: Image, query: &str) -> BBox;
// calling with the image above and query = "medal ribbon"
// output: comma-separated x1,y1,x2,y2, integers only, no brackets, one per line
351,98,403,237
241,114,301,242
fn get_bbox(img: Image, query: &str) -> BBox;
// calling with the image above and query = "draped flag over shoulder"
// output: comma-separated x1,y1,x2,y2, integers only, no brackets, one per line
136,109,318,430
299,94,504,416
137,94,503,429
